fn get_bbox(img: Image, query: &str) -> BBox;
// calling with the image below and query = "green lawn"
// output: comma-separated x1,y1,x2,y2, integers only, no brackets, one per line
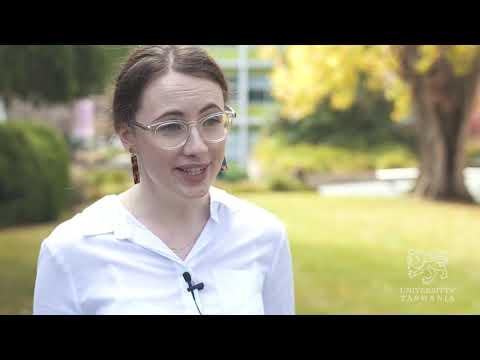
1,193,479,314
0,222,57,314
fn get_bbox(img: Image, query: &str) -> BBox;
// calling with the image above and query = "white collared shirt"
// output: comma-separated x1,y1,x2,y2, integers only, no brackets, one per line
33,186,295,315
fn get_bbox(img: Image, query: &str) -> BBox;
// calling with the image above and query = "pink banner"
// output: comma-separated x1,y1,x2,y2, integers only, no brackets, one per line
72,98,95,140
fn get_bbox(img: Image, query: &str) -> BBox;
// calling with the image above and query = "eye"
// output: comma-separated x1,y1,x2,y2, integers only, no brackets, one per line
203,114,224,127
155,122,185,134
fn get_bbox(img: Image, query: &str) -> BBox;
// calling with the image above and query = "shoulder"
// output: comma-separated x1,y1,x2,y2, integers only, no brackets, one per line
211,186,286,238
41,195,119,258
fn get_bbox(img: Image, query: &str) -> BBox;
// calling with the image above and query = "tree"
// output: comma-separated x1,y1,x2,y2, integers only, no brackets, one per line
0,45,129,115
262,45,480,203
267,74,414,149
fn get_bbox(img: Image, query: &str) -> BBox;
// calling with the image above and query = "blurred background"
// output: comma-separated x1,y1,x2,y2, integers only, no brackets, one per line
1,45,479,314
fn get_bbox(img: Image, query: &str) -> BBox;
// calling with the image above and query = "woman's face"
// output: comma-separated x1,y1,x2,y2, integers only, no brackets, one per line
124,70,227,200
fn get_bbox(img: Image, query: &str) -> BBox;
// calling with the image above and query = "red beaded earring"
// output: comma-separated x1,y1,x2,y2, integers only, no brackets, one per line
130,150,140,184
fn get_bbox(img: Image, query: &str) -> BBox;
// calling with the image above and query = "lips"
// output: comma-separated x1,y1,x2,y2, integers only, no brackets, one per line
181,167,206,176
175,163,210,176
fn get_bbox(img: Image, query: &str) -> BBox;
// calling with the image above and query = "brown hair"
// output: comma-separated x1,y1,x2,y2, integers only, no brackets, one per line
112,45,230,132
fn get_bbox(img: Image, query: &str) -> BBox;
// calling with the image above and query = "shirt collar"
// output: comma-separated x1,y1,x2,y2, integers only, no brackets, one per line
209,186,224,224
80,195,119,237
81,187,227,239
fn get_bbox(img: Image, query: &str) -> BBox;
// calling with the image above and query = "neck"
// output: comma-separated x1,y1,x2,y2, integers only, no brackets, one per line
122,181,211,229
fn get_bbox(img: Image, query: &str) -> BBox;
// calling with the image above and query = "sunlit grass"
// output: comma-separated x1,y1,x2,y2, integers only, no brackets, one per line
240,192,480,314
0,223,55,314
1,192,479,314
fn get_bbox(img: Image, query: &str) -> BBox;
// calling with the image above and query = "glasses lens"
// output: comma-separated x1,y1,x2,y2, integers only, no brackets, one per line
154,121,188,148
201,113,230,142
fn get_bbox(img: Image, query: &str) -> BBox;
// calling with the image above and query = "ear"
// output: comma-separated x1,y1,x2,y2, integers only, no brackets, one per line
116,124,137,152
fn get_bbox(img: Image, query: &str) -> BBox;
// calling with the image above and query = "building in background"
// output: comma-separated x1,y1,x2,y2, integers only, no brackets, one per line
200,45,279,172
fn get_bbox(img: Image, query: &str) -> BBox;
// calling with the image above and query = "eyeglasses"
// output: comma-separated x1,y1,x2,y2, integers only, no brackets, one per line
130,105,236,150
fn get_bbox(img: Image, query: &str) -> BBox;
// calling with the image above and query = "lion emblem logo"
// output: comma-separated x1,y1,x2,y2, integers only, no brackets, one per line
406,249,448,285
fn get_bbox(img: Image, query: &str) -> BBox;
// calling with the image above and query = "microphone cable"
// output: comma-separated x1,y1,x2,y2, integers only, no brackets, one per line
183,272,204,315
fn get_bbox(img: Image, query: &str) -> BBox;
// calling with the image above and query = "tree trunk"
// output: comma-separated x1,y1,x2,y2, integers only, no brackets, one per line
411,60,476,203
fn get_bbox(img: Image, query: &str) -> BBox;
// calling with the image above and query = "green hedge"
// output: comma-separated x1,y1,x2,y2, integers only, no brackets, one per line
253,135,418,178
467,141,480,166
214,179,270,194
83,168,131,201
216,161,248,182
0,121,70,227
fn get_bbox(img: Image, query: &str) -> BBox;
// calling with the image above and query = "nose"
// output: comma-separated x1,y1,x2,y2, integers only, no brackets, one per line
183,125,208,156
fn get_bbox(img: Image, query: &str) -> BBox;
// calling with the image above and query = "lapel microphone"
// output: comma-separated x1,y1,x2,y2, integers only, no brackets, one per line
182,272,204,315
183,272,204,292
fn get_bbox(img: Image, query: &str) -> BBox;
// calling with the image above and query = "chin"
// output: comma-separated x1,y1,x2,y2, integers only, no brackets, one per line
176,183,211,199
171,166,219,200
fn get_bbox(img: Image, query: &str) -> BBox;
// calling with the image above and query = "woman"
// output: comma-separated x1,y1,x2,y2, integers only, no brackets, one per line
33,45,295,315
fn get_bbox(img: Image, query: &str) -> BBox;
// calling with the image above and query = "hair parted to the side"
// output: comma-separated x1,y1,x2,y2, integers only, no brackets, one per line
112,45,230,133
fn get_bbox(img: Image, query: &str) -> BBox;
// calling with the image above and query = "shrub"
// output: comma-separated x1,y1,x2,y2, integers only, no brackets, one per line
214,179,269,194
254,135,418,179
266,175,315,192
0,121,70,227
467,140,480,167
69,167,132,205
216,160,249,182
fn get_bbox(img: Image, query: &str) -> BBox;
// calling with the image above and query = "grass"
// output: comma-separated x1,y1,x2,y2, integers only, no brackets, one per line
0,222,57,314
1,193,479,314
240,192,480,314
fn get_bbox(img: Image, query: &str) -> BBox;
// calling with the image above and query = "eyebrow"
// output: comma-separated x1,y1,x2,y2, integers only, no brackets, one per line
149,103,222,124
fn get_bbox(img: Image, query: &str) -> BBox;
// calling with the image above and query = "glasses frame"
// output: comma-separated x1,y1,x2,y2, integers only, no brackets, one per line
130,105,236,150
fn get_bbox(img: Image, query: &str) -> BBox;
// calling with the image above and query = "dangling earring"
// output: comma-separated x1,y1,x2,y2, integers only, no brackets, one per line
220,157,228,172
130,150,140,184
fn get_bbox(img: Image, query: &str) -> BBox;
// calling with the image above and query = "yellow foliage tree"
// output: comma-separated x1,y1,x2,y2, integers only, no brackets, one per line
261,45,480,202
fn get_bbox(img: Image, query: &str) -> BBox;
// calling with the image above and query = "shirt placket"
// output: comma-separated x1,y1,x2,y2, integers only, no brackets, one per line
175,263,204,315
115,219,211,315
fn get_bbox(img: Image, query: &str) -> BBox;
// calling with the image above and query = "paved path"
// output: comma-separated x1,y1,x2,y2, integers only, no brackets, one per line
318,168,480,203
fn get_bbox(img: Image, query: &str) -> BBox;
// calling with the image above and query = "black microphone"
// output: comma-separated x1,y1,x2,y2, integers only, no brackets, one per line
183,272,204,292
182,271,192,283
182,272,204,315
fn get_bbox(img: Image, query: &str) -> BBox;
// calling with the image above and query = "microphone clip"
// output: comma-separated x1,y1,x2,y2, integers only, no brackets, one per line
183,271,204,293
187,282,204,292
182,271,204,315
